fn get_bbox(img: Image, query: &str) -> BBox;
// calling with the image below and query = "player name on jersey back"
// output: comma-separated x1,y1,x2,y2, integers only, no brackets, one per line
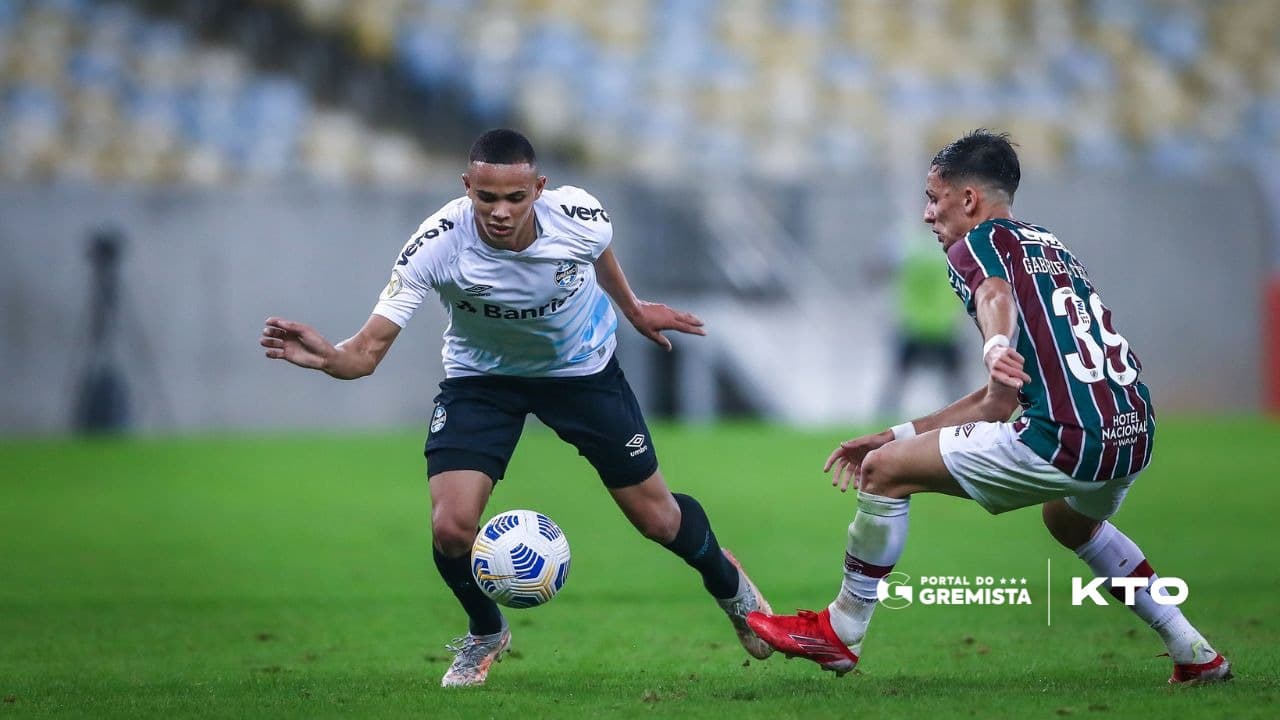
948,218,1156,483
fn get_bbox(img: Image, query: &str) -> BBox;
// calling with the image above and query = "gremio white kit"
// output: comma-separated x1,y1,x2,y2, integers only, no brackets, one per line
373,186,619,378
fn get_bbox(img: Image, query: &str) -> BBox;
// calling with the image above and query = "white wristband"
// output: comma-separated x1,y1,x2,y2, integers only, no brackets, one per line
890,422,916,441
982,334,1011,359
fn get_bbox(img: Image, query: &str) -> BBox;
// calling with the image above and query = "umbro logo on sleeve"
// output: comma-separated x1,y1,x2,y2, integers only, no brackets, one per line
625,434,649,457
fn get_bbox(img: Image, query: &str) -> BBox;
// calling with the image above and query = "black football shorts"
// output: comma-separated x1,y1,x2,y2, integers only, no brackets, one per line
424,356,659,488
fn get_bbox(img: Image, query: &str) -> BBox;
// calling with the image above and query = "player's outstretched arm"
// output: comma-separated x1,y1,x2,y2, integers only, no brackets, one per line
826,377,1022,491
824,385,986,490
593,247,705,351
261,314,401,380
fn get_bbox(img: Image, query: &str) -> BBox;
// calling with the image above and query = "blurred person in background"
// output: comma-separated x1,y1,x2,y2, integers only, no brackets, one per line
748,130,1231,685
259,129,773,687
874,222,966,419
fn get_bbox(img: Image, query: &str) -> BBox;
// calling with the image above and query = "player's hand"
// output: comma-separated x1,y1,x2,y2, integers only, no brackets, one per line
626,300,706,351
984,344,1032,390
260,317,335,370
824,429,894,493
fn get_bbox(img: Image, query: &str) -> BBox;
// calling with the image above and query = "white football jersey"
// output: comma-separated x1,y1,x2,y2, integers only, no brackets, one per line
372,185,618,377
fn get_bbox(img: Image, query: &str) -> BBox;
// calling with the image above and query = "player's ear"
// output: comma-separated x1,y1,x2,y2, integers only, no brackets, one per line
534,175,547,197
963,185,980,214
461,173,471,191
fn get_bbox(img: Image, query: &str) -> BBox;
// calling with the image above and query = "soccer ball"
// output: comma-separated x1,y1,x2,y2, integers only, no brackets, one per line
471,509,571,608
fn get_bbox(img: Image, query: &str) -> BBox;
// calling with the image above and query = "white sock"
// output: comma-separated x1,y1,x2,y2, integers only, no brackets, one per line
1075,522,1215,664
827,492,909,647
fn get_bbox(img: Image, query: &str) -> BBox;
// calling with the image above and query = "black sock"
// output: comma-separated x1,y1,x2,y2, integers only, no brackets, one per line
433,546,505,636
662,493,740,599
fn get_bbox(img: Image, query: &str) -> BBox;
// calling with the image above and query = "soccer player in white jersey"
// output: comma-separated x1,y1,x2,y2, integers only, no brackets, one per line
746,130,1231,685
260,129,772,687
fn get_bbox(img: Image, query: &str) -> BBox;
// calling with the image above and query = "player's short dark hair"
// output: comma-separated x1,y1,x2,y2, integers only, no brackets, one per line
930,129,1020,201
469,128,537,166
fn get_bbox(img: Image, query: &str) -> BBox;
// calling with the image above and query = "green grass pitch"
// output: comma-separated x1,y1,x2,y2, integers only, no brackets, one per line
2,419,1277,718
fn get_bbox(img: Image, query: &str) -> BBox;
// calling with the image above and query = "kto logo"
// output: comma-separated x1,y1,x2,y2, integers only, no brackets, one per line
876,571,914,609
1070,576,1188,606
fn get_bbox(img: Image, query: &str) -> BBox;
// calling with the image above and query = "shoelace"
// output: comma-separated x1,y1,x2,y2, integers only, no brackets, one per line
444,636,471,655
445,633,505,662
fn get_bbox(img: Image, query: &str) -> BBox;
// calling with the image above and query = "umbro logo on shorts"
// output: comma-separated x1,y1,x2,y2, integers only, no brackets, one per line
956,422,976,438
625,434,649,457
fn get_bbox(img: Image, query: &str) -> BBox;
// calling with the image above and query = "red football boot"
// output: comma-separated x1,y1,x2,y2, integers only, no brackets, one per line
1169,652,1232,685
746,609,859,676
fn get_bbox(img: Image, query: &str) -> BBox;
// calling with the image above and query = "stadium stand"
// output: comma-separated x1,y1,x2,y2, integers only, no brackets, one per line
1,0,1274,428
282,0,1280,180
0,0,435,184
2,0,1277,184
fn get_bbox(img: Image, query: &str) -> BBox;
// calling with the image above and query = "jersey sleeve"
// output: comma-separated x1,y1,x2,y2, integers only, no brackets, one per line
371,264,430,328
371,203,461,327
547,185,613,260
589,202,613,260
945,222,1016,312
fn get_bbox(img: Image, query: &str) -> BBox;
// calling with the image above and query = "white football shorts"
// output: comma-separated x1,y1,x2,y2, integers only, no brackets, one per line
938,421,1137,519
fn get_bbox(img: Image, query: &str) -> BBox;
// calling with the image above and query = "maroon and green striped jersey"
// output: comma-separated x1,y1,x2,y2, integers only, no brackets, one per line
946,218,1155,483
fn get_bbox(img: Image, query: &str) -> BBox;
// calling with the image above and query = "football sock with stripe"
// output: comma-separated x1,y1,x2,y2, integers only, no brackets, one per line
663,493,740,600
433,545,506,636
1074,522,1215,664
828,491,910,647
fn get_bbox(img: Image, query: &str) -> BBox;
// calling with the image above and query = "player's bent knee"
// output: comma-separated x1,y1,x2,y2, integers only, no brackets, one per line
431,514,478,557
859,448,901,497
1041,501,1099,550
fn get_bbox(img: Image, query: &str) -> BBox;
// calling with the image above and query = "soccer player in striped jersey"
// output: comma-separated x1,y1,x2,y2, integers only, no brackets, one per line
747,130,1231,685
261,129,773,687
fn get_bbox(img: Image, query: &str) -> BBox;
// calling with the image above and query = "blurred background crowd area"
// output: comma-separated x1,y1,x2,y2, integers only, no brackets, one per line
2,0,1277,433
2,0,1279,185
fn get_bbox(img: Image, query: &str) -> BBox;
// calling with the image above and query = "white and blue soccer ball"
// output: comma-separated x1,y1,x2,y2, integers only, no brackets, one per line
471,509,571,608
